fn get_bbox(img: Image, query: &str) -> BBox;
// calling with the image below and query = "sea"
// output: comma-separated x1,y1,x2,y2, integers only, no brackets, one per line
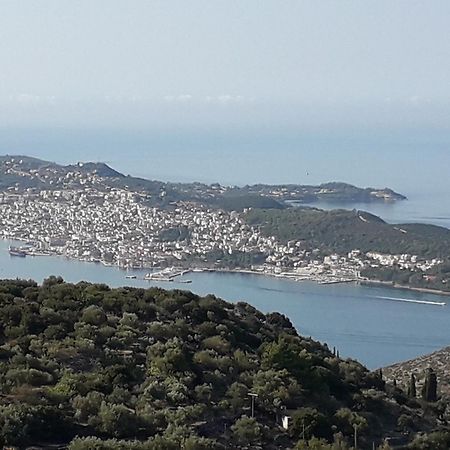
1,126,450,369
1,239,450,369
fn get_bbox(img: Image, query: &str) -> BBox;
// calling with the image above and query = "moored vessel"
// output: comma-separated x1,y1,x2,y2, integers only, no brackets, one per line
8,246,27,257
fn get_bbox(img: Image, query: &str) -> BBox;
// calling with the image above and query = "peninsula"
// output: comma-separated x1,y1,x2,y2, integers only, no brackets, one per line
1,155,448,293
0,155,406,208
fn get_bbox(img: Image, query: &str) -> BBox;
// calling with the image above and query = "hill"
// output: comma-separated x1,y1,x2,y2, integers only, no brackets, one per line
244,207,450,259
66,162,125,178
0,155,126,191
0,278,449,449
0,155,405,210
383,347,450,398
240,181,406,203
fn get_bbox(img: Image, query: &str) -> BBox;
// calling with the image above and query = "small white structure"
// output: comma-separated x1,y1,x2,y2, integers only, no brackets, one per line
282,415,291,430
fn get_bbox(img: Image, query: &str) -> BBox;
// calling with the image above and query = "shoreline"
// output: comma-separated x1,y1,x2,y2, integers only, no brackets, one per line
360,279,450,297
3,237,450,298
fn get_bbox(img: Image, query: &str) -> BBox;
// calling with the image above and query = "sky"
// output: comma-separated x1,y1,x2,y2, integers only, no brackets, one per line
0,1,449,188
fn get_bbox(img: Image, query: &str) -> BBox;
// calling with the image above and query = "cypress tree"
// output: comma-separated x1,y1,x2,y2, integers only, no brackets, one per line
407,373,416,398
422,368,437,402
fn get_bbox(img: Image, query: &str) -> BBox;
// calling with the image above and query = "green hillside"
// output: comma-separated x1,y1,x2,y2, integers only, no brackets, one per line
0,278,448,449
244,207,450,258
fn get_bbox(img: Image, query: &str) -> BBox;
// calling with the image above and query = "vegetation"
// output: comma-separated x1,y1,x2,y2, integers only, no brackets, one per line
384,346,450,399
214,194,285,211
407,374,417,398
421,369,437,402
0,155,405,209
233,181,406,203
0,277,449,448
244,207,450,259
361,259,450,293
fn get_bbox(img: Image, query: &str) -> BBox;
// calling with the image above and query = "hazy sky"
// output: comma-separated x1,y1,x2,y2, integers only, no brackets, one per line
1,0,450,194
1,0,449,131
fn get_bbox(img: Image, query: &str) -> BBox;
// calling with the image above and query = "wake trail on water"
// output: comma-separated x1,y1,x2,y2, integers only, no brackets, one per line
374,296,446,306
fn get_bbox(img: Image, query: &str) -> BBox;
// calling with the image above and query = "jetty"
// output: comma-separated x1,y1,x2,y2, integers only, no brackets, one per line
144,267,192,282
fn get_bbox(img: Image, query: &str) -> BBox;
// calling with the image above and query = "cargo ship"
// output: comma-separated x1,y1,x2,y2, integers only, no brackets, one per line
8,246,27,257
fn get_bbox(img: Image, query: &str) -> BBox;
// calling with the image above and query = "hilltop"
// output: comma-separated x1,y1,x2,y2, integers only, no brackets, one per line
0,278,449,449
0,155,405,210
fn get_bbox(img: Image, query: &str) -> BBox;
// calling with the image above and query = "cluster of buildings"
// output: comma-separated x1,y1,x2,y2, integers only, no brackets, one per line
0,188,276,269
0,186,441,283
365,252,442,272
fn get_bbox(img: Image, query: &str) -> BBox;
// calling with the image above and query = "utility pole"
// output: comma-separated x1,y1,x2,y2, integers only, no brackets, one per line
354,424,358,450
249,392,258,418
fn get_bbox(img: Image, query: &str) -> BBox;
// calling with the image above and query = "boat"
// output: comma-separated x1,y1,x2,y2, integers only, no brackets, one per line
8,246,27,257
376,296,446,307
177,279,192,284
125,275,137,279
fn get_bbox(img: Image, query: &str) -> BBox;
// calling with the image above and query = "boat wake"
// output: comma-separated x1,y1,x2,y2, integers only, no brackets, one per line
374,296,446,306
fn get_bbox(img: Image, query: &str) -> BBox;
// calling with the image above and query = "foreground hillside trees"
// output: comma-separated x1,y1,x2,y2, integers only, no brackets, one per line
0,277,448,449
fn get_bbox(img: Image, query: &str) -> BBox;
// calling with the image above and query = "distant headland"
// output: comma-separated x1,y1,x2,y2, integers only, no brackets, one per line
0,155,406,210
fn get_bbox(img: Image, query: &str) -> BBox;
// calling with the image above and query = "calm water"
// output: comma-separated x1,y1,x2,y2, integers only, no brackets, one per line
2,127,450,228
1,127,450,369
1,126,450,195
301,191,450,229
1,239,450,369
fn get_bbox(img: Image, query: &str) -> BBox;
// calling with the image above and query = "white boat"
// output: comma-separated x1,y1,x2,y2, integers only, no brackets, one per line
376,296,446,306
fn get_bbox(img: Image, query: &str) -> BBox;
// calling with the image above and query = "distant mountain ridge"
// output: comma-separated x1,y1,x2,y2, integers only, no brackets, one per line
0,155,406,209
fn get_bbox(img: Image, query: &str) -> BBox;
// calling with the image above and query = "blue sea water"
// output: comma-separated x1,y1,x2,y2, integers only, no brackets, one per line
301,191,450,229
0,126,450,368
1,239,450,369
1,126,449,191
1,126,449,227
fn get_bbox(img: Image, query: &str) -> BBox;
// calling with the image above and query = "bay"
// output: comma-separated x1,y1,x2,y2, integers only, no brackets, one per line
1,127,450,370
1,239,449,370
299,189,450,229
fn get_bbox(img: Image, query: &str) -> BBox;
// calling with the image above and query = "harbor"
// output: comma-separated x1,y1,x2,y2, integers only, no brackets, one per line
144,267,192,283
1,238,450,369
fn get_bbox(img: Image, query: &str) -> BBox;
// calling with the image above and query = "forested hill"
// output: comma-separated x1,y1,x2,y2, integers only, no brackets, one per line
0,278,448,449
244,207,450,258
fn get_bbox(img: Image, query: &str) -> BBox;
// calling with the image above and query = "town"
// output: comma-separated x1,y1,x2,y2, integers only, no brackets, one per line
0,185,441,285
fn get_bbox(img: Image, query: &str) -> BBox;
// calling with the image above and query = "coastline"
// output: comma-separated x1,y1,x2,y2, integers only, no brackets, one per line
360,279,450,297
3,237,450,298
1,237,356,284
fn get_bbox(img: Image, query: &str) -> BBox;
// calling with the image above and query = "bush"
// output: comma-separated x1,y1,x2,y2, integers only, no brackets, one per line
231,416,262,445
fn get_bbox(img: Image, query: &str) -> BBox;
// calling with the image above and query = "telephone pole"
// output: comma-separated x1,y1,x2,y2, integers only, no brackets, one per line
249,392,258,418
